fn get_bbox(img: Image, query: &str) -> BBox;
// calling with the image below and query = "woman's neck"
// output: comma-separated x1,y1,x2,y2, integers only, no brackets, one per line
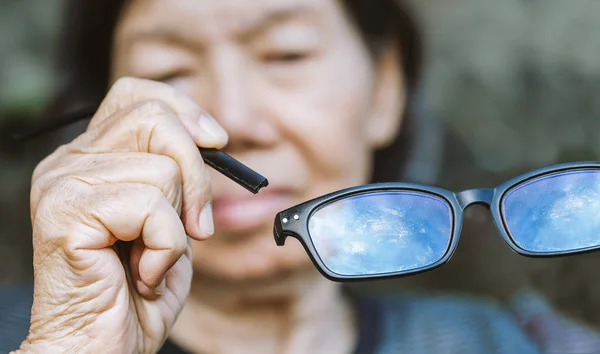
169,270,357,354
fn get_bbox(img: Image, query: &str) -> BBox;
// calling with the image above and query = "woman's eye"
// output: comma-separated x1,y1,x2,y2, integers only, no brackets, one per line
154,71,188,84
263,51,311,64
147,71,194,92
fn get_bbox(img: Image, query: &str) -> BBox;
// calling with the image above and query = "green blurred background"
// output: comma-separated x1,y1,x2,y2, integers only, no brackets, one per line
1,0,600,327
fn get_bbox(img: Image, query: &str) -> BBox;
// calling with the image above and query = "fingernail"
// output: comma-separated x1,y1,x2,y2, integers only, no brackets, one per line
199,202,214,237
199,115,228,141
151,277,166,296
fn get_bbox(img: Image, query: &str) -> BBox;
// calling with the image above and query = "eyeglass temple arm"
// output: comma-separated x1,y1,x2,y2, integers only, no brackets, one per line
12,105,97,142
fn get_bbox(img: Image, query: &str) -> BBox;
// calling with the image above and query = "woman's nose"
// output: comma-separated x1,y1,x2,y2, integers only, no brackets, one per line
198,49,279,150
208,51,250,128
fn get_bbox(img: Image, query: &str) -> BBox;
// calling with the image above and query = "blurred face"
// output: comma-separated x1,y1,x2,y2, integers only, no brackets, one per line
112,0,405,282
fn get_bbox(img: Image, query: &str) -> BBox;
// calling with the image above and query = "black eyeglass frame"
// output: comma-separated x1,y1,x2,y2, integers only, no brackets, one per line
273,161,600,282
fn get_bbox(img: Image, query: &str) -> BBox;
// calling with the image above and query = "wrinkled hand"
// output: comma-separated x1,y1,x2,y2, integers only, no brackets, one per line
17,78,228,354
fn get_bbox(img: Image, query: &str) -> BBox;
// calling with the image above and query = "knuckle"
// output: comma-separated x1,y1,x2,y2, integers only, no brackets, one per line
32,160,49,186
171,232,188,255
154,155,182,185
31,155,89,215
110,76,141,94
30,171,58,206
199,166,212,195
31,145,69,183
173,241,187,256
33,193,60,226
44,175,87,201
131,101,182,153
32,197,65,243
32,183,89,242
126,100,177,138
110,76,174,99
33,171,71,201
136,99,174,118
145,184,168,206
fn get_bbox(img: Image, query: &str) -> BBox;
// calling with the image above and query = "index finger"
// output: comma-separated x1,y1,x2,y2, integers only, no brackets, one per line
92,77,228,149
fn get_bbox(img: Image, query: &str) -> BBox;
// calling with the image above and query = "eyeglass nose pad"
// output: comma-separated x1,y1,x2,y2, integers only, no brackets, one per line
456,188,494,209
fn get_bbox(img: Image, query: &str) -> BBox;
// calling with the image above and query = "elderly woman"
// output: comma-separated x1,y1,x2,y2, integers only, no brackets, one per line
2,0,600,353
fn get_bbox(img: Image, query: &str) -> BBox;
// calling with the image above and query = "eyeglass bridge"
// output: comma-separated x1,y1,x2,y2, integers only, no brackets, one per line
455,188,495,209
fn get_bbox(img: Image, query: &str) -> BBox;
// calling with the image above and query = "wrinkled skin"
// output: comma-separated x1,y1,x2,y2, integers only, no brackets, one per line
19,78,228,353
15,0,405,352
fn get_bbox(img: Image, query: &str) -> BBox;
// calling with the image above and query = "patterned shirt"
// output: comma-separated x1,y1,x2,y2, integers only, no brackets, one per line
1,284,600,353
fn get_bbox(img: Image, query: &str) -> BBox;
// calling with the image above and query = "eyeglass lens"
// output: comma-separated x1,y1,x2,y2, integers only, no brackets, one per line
501,169,600,253
307,191,453,276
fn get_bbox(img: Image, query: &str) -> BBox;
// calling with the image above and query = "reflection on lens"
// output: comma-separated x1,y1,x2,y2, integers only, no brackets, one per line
307,191,453,276
502,169,600,253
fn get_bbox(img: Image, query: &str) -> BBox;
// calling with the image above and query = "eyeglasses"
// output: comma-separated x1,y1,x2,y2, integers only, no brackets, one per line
273,162,600,281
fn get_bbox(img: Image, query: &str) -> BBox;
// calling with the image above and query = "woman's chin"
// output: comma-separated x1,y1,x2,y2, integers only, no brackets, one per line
190,235,316,283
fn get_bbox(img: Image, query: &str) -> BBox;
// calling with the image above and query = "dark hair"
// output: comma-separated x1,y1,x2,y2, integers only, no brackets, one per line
46,0,424,183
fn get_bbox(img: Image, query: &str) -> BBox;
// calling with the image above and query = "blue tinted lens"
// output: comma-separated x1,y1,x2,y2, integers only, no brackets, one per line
502,169,600,253
307,191,453,276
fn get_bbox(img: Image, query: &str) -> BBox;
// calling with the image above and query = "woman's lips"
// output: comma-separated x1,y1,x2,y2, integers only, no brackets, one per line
211,189,295,233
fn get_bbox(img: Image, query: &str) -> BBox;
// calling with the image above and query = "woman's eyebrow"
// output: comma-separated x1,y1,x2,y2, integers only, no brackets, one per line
123,27,198,47
238,5,320,41
122,4,319,47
